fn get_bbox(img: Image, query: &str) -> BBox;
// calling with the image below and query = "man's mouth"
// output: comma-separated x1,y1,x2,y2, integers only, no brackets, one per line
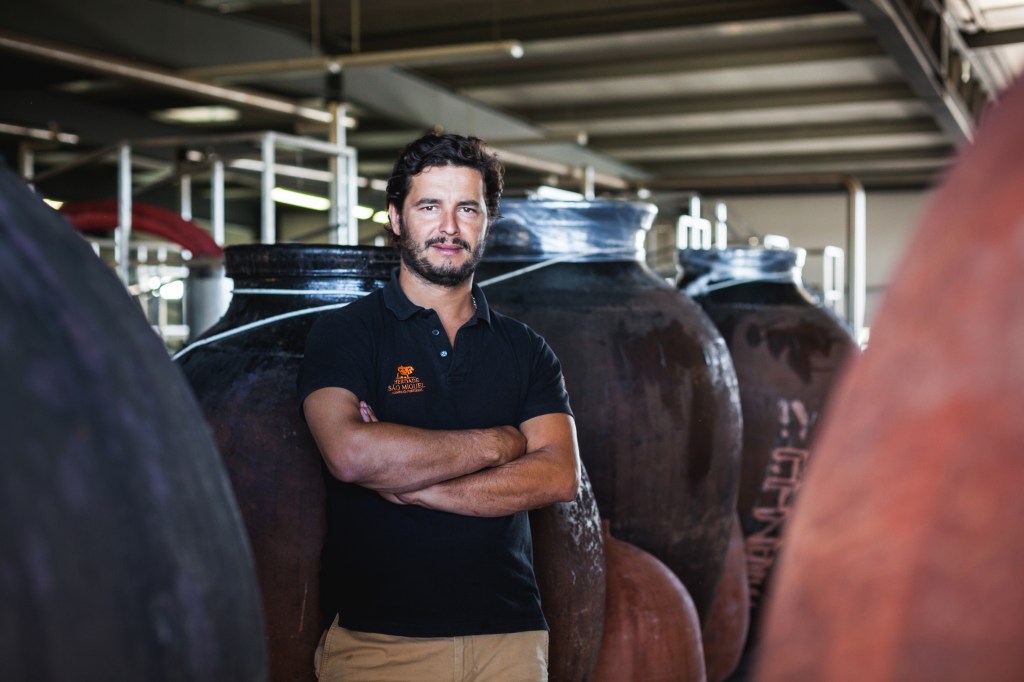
427,238,469,254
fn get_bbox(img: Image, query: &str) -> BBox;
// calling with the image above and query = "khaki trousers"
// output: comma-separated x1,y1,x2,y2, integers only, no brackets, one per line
314,616,548,682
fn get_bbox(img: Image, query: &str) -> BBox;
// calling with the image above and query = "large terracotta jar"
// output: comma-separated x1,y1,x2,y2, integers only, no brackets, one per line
756,71,1024,682
701,513,750,682
594,523,707,682
479,199,742,621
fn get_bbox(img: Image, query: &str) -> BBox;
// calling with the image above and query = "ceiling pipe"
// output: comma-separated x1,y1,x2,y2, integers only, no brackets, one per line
181,40,525,83
645,173,868,339
0,29,334,124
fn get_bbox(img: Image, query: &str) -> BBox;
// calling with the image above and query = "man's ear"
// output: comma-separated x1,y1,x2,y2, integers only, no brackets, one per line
387,205,401,236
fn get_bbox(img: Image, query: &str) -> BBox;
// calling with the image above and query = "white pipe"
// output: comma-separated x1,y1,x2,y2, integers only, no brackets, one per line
179,173,192,221
261,133,276,244
18,143,34,182
844,176,867,340
116,143,132,285
328,102,346,244
582,166,596,200
346,153,359,245
211,158,225,246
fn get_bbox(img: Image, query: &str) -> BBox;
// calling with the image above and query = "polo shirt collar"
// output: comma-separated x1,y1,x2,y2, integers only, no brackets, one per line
382,269,492,325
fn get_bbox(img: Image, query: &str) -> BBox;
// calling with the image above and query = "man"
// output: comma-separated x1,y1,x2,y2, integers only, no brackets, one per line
299,133,581,681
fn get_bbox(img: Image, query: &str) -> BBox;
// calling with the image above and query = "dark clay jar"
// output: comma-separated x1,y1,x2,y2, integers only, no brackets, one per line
177,243,606,682
677,247,857,630
176,244,396,682
0,164,267,681
479,199,743,623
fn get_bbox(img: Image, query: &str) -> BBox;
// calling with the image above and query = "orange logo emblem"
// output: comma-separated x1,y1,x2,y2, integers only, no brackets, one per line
388,364,426,395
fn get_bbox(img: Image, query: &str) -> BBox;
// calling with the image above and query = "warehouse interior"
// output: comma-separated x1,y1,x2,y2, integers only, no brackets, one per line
3,0,1024,344
6,3,1024,681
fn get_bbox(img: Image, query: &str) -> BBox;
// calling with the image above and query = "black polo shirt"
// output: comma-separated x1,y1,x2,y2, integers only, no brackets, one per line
298,273,572,637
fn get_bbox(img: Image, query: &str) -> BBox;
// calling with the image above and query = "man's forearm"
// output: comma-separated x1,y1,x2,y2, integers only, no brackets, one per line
389,456,577,517
335,421,525,493
384,414,581,517
303,388,526,493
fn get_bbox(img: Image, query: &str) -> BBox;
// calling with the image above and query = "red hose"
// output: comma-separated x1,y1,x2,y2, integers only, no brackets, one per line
61,200,224,259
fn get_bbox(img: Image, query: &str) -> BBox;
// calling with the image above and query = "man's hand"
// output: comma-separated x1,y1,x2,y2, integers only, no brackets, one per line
359,401,379,423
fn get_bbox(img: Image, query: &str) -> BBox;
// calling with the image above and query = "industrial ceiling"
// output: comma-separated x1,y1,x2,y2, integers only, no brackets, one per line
2,0,1023,239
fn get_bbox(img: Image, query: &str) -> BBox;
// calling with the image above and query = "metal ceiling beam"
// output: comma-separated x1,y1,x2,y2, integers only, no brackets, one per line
427,40,883,89
840,0,985,141
342,65,647,183
589,117,940,150
636,146,954,176
509,83,919,124
296,1,848,49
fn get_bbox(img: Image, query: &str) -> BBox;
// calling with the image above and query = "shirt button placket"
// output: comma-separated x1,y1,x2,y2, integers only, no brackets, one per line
425,316,452,366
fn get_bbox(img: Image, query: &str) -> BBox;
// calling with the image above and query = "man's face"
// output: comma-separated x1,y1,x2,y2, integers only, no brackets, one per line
390,165,489,288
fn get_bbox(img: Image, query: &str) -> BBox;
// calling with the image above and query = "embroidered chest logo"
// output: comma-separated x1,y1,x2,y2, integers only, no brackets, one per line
388,364,427,395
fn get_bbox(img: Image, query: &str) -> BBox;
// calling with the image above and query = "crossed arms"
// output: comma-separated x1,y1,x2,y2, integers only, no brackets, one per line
302,386,581,517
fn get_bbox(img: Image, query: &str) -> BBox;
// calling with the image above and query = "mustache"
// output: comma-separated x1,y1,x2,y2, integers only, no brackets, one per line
425,236,471,250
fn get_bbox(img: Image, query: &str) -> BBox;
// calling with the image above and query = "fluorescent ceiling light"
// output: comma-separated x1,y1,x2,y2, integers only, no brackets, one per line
271,187,330,211
152,105,241,124
354,205,375,220
372,211,390,224
43,198,64,209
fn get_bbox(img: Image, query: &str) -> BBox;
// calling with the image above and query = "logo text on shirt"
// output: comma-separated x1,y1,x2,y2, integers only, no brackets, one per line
388,365,426,395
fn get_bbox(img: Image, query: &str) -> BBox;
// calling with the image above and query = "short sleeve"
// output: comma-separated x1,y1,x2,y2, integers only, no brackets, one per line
297,307,373,407
518,328,573,424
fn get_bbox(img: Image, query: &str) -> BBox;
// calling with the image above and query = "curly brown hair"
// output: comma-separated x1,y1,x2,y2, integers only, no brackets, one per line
384,133,504,242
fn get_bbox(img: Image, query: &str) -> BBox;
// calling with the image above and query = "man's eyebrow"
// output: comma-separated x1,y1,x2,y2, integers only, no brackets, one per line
411,197,483,208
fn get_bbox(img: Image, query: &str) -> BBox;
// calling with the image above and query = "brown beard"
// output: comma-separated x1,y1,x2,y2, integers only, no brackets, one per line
396,216,485,287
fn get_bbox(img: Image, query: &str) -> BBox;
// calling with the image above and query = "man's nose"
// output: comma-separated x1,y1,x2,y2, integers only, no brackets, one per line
438,210,459,235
